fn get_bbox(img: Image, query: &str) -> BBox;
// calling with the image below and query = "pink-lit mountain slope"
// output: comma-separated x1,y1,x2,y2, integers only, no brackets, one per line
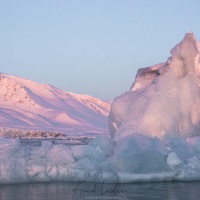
0,73,110,135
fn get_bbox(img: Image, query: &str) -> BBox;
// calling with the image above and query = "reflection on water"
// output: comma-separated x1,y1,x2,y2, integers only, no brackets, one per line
0,181,200,200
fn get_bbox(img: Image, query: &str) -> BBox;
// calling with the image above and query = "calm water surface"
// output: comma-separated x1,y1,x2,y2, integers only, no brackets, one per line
0,181,200,200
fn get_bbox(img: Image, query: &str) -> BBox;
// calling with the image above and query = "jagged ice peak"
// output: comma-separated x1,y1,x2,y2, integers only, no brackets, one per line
109,32,200,140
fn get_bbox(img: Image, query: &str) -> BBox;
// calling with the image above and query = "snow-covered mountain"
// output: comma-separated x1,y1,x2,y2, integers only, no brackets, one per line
0,72,110,135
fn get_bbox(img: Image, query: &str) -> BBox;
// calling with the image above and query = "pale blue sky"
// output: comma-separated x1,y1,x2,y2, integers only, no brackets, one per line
0,0,200,100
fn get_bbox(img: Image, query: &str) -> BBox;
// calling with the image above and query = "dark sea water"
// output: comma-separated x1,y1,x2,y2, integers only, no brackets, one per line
0,181,200,200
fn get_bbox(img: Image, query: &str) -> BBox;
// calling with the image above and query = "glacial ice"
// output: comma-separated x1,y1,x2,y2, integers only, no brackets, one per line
2,33,200,184
109,32,200,140
2,133,200,184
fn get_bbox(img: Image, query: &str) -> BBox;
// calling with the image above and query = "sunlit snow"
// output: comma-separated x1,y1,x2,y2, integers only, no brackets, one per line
0,73,110,135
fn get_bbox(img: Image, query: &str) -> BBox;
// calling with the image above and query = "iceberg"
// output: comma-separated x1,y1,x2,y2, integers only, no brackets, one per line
2,33,200,184
109,32,200,140
2,134,200,184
